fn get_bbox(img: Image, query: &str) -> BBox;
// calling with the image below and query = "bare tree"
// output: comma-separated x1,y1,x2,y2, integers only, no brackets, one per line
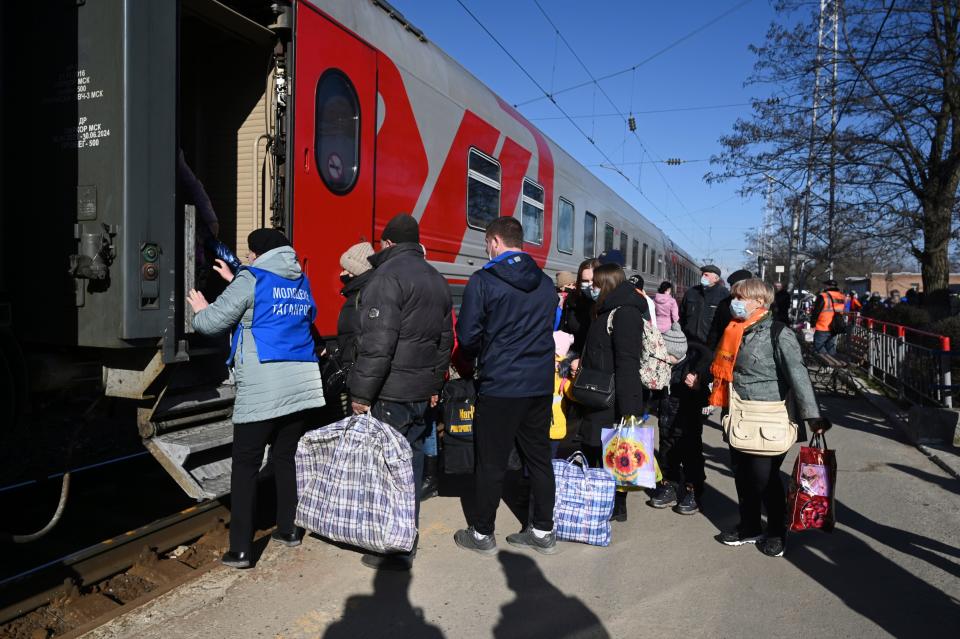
708,0,960,292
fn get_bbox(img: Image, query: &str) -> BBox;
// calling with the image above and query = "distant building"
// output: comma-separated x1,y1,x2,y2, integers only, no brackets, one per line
868,272,960,295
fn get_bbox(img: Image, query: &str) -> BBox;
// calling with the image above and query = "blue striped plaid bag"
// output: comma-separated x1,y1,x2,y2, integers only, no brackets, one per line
552,452,616,547
295,413,417,553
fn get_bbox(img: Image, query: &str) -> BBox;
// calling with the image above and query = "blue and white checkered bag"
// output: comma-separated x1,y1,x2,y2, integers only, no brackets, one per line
295,413,417,553
552,452,616,547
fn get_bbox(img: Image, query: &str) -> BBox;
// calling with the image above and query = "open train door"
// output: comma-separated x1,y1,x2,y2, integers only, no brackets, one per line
291,3,377,336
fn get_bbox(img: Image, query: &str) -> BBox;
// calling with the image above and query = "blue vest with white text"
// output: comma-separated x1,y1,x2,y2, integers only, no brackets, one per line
227,266,318,365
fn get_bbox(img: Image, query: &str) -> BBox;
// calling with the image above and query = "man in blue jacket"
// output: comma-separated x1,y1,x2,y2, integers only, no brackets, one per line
454,217,558,556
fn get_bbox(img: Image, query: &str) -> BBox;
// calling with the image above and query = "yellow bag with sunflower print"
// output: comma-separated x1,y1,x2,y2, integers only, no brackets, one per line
551,364,569,440
600,416,656,488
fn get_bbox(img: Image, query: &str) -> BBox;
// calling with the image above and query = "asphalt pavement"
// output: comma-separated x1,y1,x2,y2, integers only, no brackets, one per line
84,392,959,639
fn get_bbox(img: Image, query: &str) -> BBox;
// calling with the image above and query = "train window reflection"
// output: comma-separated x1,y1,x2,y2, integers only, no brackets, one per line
315,70,360,194
604,224,614,253
467,149,501,230
557,198,574,254
521,179,544,245
632,239,639,270
584,212,597,257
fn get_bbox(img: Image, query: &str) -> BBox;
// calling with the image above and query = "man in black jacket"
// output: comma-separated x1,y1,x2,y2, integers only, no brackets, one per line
348,214,453,570
679,264,729,345
453,217,558,556
706,269,752,349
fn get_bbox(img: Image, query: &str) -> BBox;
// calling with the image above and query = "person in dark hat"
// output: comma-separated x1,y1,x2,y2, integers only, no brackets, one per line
810,278,844,355
347,213,453,570
598,249,626,267
679,264,727,346
628,274,655,322
187,227,324,569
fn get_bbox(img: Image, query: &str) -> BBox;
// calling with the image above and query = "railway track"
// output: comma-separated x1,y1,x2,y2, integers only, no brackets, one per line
0,501,231,639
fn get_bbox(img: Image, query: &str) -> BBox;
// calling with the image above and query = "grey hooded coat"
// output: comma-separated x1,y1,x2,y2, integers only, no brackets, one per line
192,246,325,423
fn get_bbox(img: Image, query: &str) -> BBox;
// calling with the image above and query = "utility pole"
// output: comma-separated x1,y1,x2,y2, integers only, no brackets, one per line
826,0,839,280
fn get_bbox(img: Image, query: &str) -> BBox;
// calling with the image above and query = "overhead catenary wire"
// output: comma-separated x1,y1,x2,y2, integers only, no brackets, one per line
514,0,755,108
528,103,752,120
530,0,705,242
454,0,705,254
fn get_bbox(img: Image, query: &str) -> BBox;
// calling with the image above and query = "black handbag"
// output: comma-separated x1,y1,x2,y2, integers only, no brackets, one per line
571,367,615,409
319,348,352,399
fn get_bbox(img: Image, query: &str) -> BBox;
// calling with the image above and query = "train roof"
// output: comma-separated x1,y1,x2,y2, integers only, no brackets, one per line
313,0,697,263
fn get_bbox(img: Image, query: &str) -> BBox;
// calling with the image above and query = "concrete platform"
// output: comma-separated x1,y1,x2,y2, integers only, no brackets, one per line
84,394,960,639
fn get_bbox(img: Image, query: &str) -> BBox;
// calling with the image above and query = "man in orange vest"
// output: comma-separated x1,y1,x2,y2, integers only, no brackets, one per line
810,279,845,355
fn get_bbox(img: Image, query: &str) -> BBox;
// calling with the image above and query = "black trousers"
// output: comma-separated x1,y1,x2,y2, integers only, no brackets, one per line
230,412,306,553
656,387,707,488
371,399,429,529
473,395,555,535
730,448,787,538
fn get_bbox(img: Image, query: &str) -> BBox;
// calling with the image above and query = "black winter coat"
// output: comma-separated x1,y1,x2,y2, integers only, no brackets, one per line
577,282,647,446
560,290,594,355
336,270,372,365
706,296,733,350
348,243,453,404
456,251,557,397
679,283,728,345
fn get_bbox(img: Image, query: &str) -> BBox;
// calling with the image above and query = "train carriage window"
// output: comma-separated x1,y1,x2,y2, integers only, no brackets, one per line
604,224,614,252
467,149,501,230
619,232,628,258
642,243,648,273
650,249,656,275
557,197,574,254
315,70,361,194
521,179,544,245
583,212,597,257
632,239,639,270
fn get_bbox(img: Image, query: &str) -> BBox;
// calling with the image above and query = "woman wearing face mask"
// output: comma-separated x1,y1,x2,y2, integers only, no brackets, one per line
709,278,830,558
576,263,646,521
560,258,601,370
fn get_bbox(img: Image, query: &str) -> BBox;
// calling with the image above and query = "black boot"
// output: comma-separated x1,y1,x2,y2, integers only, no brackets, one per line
420,456,439,500
610,491,627,522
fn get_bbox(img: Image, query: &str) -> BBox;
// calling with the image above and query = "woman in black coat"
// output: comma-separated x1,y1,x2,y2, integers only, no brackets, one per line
575,263,646,520
561,258,600,361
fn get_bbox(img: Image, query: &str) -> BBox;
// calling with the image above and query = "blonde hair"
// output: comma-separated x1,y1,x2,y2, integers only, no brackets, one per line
731,278,774,306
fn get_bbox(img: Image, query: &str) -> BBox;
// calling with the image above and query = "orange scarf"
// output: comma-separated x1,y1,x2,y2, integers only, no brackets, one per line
708,309,768,408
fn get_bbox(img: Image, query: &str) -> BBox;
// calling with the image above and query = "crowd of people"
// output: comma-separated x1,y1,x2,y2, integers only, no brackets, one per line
187,213,830,570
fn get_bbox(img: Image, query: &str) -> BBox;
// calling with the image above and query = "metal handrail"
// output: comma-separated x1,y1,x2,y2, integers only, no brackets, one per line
836,314,954,408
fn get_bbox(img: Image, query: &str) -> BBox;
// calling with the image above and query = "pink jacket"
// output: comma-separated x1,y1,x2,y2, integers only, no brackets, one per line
653,292,679,333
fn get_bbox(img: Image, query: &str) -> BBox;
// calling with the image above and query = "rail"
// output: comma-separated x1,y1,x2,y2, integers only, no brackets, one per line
836,314,954,408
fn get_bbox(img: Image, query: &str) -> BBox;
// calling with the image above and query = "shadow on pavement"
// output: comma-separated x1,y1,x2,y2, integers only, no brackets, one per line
322,569,444,639
786,499,960,636
495,551,610,639
888,462,960,495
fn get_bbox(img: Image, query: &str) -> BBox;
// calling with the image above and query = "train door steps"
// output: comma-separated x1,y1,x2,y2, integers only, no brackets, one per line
144,419,263,501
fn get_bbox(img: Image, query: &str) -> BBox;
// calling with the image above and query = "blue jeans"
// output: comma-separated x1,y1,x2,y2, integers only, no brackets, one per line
813,330,836,355
423,417,438,457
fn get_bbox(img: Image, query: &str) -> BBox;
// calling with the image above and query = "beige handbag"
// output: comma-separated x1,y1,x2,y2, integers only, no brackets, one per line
722,386,798,456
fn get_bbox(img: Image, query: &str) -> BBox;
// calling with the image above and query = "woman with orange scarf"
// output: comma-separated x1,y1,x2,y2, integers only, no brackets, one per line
708,279,829,558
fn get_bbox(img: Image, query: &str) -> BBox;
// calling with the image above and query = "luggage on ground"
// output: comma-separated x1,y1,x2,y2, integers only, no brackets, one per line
788,433,837,532
552,452,616,546
294,413,417,553
600,416,657,488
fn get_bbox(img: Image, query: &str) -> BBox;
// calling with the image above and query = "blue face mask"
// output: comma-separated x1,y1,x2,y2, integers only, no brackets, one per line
730,299,749,319
590,286,601,301
701,275,712,287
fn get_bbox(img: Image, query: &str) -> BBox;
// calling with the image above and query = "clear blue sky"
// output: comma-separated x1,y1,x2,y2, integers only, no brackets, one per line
391,0,777,277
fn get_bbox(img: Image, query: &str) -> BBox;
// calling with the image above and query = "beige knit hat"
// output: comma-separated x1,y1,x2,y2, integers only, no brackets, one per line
339,242,374,275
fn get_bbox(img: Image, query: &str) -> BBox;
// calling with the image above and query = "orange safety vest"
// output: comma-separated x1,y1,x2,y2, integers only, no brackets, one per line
815,290,846,331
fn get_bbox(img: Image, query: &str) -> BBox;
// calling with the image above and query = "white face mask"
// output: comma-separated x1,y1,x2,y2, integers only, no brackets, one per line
730,298,749,319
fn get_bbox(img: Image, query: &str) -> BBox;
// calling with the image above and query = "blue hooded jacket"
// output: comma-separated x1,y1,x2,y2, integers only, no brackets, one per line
456,251,557,397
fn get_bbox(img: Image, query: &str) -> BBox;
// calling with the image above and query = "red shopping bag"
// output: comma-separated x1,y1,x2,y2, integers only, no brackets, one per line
788,433,837,532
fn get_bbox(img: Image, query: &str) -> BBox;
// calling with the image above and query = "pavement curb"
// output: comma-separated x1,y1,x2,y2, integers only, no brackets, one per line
839,368,960,482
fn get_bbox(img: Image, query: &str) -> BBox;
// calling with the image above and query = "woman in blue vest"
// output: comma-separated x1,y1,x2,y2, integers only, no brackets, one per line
188,229,325,568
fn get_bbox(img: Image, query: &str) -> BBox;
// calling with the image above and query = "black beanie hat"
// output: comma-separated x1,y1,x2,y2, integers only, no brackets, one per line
382,214,420,244
727,269,753,286
248,228,290,256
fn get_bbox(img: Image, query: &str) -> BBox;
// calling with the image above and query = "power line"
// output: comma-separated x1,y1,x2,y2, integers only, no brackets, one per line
531,0,703,239
528,102,751,120
514,0,754,108
454,0,705,254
